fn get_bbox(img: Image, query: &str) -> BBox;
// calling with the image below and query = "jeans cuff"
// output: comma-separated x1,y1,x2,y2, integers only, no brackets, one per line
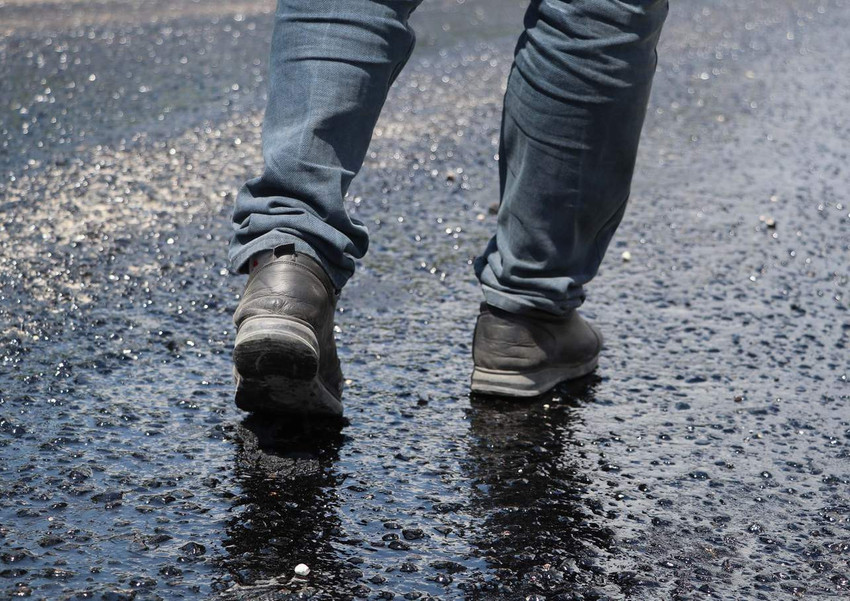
480,284,583,317
229,232,345,291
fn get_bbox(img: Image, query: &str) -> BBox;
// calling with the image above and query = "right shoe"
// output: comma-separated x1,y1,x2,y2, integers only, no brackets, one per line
470,303,603,397
232,244,344,417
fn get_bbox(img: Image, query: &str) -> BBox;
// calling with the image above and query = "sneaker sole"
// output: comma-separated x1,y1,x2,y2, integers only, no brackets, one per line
470,356,599,398
233,317,343,416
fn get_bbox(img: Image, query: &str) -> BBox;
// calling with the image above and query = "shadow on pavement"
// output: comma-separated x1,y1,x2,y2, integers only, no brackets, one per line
463,376,617,598
217,414,351,599
216,377,620,599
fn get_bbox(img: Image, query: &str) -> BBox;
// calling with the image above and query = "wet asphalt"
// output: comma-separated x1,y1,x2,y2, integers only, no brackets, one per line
1,0,848,599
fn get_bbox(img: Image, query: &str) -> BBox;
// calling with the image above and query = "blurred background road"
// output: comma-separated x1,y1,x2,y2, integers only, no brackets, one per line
1,0,848,599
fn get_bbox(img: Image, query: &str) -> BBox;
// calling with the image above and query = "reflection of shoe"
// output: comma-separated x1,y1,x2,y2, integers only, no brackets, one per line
233,244,343,416
470,303,603,397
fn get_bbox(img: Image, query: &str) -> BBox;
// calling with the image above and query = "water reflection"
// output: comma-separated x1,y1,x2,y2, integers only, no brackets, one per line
216,377,613,599
216,414,351,599
464,376,613,598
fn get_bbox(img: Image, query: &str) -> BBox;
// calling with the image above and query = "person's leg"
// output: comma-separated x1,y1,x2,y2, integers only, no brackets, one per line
230,0,424,291
231,0,423,415
475,0,669,316
471,0,668,396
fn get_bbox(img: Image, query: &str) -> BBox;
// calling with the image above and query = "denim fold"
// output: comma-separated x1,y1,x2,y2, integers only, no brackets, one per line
230,0,668,314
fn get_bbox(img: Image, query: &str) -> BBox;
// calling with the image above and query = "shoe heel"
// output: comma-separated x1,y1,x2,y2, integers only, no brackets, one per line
233,317,319,381
470,356,599,398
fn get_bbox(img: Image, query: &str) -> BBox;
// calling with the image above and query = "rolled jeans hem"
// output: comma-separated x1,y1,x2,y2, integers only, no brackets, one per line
480,285,583,318
229,232,345,291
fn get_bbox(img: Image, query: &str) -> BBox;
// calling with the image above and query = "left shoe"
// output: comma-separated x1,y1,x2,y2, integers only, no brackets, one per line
232,244,344,416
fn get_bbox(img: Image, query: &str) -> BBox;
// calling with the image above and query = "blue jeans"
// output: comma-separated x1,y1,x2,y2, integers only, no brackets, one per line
230,0,668,315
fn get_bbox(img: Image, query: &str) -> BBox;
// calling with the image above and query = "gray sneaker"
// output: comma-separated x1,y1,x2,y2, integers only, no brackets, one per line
470,303,603,397
233,244,344,416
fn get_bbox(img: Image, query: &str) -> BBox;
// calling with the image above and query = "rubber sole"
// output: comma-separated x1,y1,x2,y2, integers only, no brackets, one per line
233,316,343,417
470,355,599,398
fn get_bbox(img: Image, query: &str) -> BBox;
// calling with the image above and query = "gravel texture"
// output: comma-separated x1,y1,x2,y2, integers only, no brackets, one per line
1,0,848,599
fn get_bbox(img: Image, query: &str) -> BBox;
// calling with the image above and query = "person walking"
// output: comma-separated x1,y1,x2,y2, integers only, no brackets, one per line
229,0,669,416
